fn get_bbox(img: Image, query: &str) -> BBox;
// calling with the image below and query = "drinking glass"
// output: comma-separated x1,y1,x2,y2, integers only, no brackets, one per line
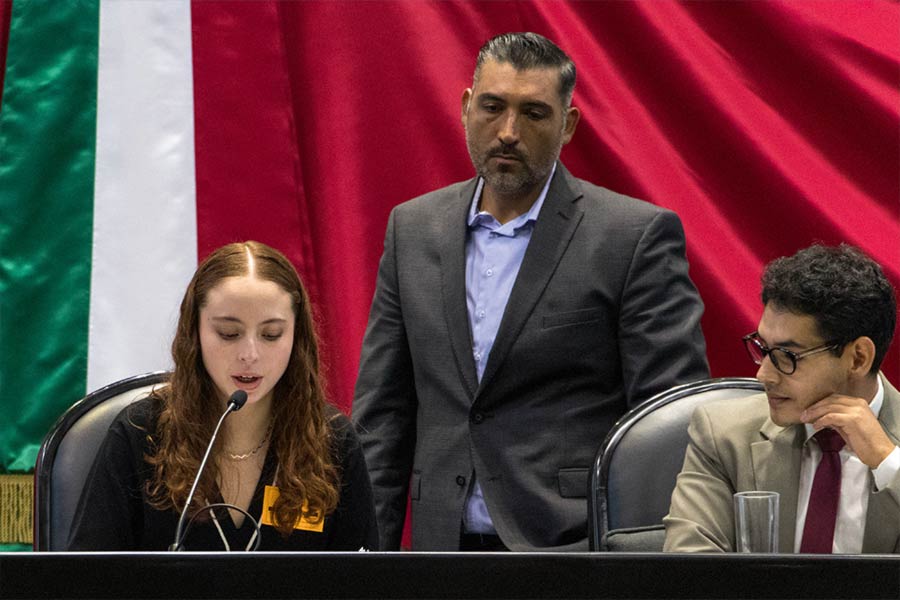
733,491,779,553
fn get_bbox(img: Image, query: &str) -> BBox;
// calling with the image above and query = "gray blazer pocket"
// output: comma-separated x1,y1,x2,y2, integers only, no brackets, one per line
557,467,588,498
543,307,604,329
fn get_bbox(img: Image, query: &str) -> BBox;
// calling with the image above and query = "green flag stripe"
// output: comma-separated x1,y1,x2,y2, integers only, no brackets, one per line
0,1,100,471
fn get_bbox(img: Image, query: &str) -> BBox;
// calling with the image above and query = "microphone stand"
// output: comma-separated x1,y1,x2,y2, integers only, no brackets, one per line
169,390,248,551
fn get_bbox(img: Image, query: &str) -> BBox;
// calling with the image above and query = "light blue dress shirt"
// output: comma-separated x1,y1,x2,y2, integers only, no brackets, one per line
462,165,556,534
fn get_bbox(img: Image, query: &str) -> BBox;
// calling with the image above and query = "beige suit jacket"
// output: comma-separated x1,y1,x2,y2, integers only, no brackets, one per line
664,374,900,553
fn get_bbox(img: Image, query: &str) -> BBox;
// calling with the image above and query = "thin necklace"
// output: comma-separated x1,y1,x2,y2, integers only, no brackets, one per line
225,422,273,461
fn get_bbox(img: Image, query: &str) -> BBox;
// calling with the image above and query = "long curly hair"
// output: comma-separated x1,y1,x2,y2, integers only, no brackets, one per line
144,241,339,535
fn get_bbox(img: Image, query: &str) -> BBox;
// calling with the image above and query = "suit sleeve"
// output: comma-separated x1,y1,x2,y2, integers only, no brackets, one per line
663,405,736,552
618,210,709,407
326,415,380,551
351,209,418,550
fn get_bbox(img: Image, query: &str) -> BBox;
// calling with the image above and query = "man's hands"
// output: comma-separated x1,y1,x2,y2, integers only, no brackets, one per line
802,394,896,469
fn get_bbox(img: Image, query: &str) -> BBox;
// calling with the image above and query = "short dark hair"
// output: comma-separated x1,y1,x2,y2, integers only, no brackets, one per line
761,244,897,373
474,32,576,105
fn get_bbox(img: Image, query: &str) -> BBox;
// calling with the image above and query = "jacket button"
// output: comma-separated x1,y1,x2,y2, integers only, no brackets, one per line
472,412,484,424
456,475,466,487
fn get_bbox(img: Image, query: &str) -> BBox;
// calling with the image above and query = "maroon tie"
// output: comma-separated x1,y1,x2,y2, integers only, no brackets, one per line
799,428,845,553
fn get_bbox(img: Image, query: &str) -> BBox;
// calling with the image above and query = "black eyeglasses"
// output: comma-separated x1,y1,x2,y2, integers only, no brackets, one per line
742,332,842,375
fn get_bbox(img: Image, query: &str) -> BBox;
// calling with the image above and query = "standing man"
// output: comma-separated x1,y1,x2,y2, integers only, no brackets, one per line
665,244,899,553
353,32,708,551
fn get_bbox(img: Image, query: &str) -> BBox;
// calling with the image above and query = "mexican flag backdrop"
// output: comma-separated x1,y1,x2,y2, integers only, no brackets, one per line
1,0,898,547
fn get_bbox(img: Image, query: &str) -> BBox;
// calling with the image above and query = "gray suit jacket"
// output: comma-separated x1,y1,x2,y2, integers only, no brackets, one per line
664,375,900,553
353,163,709,550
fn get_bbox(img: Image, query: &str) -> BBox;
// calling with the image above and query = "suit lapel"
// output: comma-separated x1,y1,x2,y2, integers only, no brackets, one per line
863,375,900,552
476,164,584,398
439,178,480,398
752,419,803,553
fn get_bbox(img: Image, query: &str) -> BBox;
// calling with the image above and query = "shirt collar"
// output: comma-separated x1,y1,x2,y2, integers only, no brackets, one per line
467,163,557,229
803,376,884,442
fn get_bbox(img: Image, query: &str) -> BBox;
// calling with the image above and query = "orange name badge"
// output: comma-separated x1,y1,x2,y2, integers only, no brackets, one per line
261,485,325,532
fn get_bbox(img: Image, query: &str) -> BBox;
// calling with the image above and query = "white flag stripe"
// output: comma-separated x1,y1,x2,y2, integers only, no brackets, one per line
87,0,198,392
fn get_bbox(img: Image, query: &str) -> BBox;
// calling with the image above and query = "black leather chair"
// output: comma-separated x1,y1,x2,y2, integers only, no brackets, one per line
33,371,170,550
588,377,764,551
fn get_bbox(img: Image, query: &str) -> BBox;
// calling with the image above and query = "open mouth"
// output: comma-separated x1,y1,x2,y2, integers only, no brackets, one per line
232,375,262,387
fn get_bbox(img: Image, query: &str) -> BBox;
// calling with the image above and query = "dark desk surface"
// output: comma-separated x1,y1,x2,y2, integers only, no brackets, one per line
0,551,897,599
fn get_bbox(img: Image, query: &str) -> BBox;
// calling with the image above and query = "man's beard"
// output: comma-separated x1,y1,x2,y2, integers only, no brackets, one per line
466,138,561,199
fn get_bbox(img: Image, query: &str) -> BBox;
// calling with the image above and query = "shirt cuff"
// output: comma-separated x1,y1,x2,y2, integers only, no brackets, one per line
873,446,900,491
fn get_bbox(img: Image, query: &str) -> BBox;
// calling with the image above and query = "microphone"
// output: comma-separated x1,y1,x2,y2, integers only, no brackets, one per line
228,389,248,412
169,389,248,551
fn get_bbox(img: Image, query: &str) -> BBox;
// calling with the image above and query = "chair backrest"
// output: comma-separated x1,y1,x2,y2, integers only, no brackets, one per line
33,371,170,551
588,377,764,551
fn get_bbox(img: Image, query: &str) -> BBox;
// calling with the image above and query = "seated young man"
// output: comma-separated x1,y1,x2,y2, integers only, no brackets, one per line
664,244,899,553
